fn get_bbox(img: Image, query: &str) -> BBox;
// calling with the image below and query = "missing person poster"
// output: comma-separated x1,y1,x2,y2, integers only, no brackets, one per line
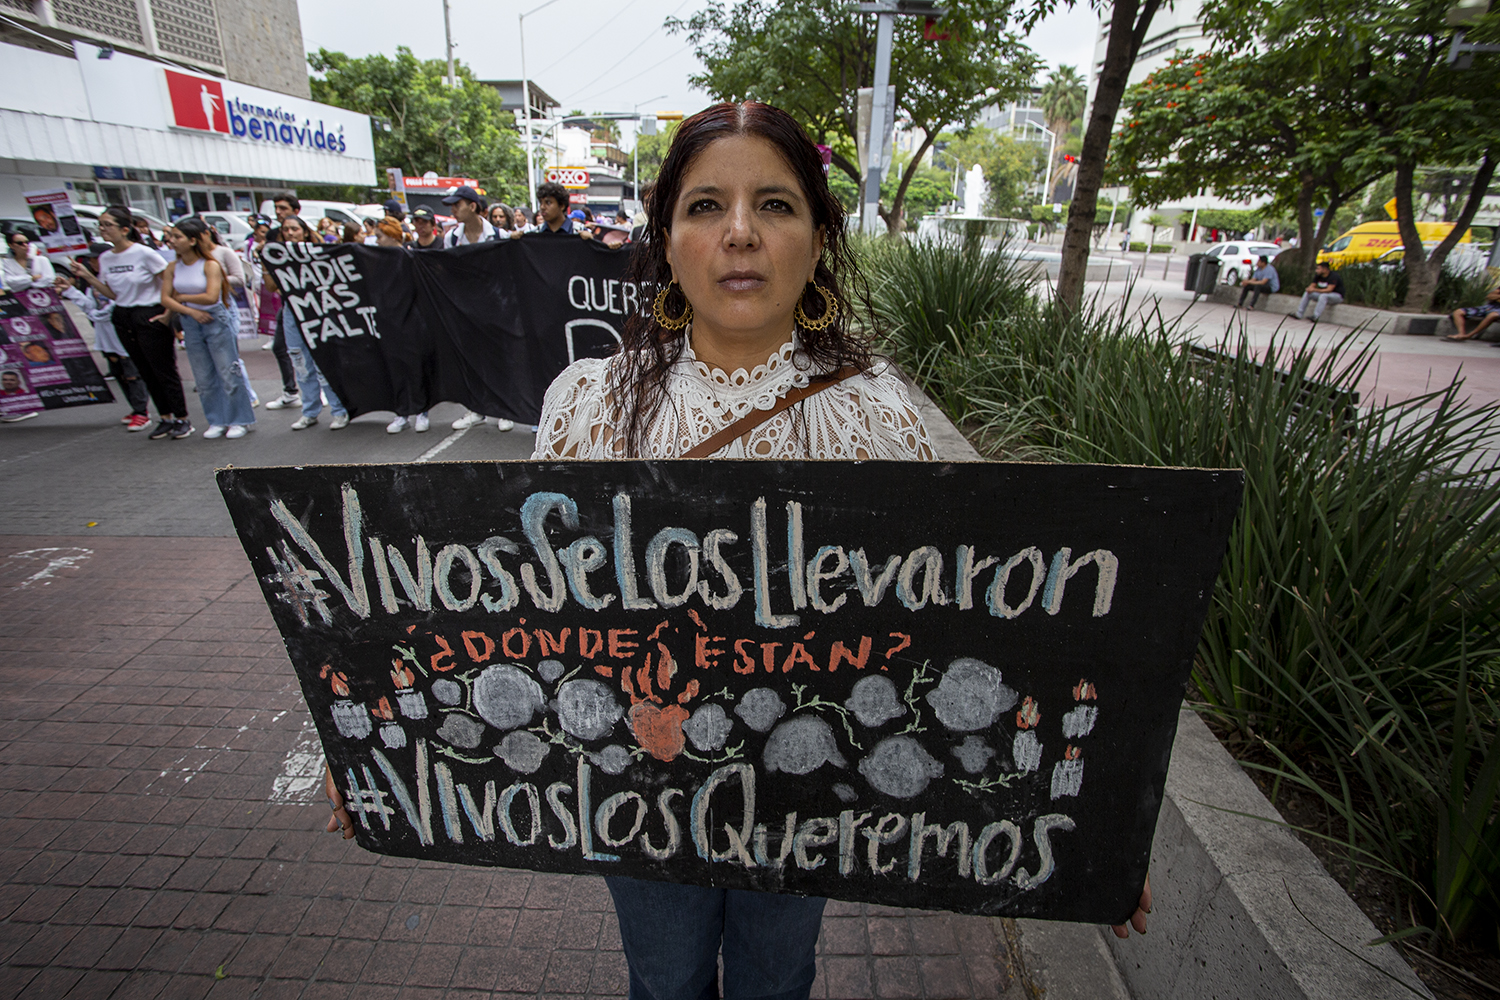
23,188,90,258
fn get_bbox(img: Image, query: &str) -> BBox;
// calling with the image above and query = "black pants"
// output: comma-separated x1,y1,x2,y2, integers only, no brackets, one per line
1238,283,1271,308
102,351,149,415
272,313,296,395
113,305,186,418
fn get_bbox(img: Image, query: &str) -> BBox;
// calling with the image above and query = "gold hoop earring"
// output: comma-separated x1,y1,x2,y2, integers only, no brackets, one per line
652,281,693,331
794,283,839,332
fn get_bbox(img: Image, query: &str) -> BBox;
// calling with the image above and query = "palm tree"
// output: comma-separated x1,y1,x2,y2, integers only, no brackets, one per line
1038,65,1086,200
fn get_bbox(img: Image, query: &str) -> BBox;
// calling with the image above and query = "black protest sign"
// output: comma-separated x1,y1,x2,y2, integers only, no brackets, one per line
219,461,1241,923
258,239,634,424
0,287,113,418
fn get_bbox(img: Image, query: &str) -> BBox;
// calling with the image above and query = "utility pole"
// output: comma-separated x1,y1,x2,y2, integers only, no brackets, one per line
855,1,947,235
519,0,563,211
442,0,455,87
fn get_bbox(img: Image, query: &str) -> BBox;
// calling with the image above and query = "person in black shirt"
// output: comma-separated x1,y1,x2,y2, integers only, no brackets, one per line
408,207,442,250
1295,262,1346,322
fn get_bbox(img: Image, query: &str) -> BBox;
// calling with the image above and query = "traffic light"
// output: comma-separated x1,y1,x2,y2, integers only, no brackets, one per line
1062,154,1078,164
655,112,684,122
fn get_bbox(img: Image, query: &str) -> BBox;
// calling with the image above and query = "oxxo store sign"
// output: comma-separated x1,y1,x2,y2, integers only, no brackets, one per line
545,167,591,207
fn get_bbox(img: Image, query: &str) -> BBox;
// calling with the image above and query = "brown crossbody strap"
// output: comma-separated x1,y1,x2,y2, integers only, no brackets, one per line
682,364,862,459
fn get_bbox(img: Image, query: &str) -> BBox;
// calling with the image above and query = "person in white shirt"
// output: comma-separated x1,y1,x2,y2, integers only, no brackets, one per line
69,206,191,440
55,245,152,430
441,186,498,247
2,232,56,293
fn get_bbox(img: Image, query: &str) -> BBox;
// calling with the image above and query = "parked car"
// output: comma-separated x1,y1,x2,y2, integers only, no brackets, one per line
72,204,171,243
256,198,366,228
0,218,45,246
199,210,257,247
1202,241,1283,286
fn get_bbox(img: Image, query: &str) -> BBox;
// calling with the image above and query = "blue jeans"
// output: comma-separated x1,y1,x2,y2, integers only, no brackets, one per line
605,877,825,1000
181,303,255,427
281,308,346,420
1296,290,1343,319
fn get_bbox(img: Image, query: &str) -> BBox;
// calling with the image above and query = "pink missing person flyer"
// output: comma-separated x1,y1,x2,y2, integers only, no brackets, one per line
23,188,91,258
0,350,43,416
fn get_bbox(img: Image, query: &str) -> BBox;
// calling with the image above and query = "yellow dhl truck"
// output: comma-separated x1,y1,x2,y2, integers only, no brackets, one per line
1317,220,1471,268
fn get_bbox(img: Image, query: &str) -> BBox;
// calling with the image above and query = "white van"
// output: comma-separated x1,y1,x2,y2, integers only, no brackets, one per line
256,198,369,227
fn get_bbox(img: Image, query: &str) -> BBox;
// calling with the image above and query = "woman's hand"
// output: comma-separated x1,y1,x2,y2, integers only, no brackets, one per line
53,275,72,295
325,765,355,839
187,307,211,324
1111,875,1152,938
149,311,170,325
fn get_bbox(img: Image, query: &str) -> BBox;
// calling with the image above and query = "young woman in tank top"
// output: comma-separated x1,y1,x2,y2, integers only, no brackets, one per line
158,218,256,439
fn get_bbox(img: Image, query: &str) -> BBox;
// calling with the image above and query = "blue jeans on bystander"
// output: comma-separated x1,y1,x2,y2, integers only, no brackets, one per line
605,876,825,1000
181,302,255,428
282,307,347,420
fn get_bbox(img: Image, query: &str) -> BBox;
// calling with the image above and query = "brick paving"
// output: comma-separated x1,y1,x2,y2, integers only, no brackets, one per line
0,534,1020,999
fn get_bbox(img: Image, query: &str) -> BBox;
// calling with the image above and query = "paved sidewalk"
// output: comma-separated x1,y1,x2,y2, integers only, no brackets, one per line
0,534,1020,999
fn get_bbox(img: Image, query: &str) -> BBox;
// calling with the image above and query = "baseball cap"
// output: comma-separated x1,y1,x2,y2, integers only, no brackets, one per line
86,241,113,257
383,198,405,217
568,209,586,220
411,207,435,222
441,185,481,206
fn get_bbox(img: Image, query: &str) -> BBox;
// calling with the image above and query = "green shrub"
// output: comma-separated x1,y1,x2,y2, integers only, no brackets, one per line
867,240,1500,947
1332,261,1496,312
1128,241,1175,252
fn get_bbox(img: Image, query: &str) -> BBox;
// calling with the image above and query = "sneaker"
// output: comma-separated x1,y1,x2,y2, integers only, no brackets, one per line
260,339,275,350
120,414,133,425
291,415,317,430
386,416,408,433
148,419,175,439
413,413,430,433
203,424,227,439
329,414,349,430
226,424,248,439
169,419,194,440
495,418,515,432
265,393,300,410
126,413,151,432
452,410,484,430
1,412,38,423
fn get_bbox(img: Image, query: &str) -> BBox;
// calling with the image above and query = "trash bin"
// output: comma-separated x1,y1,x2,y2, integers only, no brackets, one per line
1195,255,1221,295
1184,253,1206,292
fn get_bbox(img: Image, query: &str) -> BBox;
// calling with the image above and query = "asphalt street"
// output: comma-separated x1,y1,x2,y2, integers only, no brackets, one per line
0,347,539,538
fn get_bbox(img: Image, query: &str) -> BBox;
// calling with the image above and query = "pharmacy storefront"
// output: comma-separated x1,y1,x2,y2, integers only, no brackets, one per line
0,40,374,225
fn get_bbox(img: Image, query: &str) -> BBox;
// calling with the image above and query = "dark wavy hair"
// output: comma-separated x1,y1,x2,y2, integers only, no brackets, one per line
613,101,871,456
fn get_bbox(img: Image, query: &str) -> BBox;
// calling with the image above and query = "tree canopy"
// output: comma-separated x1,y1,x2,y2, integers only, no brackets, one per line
308,47,527,206
668,0,1038,231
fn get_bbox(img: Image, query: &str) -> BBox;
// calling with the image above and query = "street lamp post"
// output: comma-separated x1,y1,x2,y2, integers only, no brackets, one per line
855,1,948,235
519,0,564,212
1033,123,1056,203
442,0,455,87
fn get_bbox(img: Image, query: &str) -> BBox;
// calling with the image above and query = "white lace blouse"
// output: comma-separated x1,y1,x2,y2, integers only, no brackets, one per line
532,335,935,461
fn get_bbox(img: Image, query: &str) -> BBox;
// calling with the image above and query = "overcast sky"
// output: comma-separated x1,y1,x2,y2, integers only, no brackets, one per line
299,0,1101,147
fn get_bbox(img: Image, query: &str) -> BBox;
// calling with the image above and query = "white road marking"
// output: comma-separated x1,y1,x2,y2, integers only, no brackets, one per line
270,716,326,804
414,424,471,464
7,547,93,587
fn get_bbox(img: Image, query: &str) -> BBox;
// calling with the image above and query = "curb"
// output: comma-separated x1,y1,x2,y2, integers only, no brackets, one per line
904,376,1431,1000
1206,285,1466,337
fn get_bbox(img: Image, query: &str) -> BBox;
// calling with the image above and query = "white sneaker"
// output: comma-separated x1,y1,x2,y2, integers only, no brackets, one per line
265,393,299,410
226,424,248,439
203,424,227,439
413,413,430,433
291,415,317,430
452,410,484,430
260,340,275,350
329,414,349,430
495,418,515,432
386,416,408,433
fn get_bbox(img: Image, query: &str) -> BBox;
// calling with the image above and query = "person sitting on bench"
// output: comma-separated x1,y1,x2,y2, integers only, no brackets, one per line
1237,255,1279,310
1442,287,1500,342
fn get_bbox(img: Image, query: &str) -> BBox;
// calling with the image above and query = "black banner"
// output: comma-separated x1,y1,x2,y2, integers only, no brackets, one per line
0,287,114,418
219,460,1241,923
258,239,634,424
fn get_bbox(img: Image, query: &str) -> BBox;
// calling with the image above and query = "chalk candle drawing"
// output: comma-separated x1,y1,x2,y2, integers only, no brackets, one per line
219,461,1243,921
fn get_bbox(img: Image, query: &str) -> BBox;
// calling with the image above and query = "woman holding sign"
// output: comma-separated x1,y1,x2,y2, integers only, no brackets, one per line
325,100,1149,999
